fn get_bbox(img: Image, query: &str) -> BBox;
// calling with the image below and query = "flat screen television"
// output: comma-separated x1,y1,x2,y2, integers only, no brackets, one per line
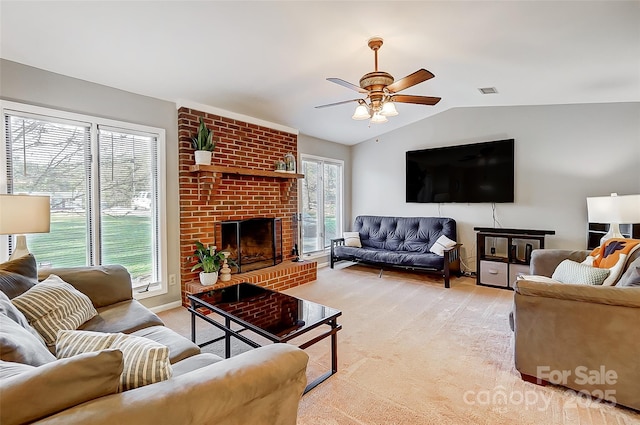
406,139,515,203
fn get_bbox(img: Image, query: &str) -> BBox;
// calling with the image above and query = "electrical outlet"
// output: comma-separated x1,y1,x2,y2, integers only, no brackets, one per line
169,274,177,286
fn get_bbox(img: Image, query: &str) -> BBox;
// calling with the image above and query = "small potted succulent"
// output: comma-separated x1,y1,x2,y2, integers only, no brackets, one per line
189,242,227,286
191,117,216,165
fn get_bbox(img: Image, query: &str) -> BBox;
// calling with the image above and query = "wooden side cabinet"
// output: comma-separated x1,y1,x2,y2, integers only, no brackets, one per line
474,228,555,290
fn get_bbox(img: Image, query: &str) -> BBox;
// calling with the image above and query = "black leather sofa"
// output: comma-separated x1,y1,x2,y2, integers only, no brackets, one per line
330,215,461,288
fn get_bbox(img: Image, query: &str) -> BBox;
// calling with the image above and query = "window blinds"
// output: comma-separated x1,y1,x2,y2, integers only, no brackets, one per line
3,111,161,289
4,112,91,267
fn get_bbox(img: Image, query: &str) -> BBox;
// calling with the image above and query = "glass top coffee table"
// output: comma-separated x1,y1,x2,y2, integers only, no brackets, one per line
187,282,342,394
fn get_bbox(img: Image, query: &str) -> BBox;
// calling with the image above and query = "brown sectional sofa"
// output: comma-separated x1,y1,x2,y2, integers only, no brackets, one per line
512,248,640,411
0,255,308,424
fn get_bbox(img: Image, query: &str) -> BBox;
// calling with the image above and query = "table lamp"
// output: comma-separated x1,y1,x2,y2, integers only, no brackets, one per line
587,193,640,245
0,194,51,260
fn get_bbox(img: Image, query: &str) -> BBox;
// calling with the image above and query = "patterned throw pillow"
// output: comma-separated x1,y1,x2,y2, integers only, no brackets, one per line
55,329,119,358
11,274,98,346
582,239,640,285
551,259,610,285
57,330,172,391
343,232,362,248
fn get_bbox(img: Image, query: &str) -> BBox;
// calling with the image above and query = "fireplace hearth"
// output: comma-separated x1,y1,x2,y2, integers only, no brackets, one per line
217,218,283,273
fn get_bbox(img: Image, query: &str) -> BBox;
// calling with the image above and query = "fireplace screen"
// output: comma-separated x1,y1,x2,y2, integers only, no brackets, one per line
217,218,283,273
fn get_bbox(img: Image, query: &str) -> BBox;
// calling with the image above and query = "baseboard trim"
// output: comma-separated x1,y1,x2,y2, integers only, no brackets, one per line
149,300,183,314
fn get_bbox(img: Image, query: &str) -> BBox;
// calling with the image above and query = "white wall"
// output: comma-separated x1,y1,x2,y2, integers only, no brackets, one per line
351,103,640,271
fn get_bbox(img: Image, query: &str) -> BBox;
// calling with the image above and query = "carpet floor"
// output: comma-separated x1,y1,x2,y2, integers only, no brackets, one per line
159,264,640,425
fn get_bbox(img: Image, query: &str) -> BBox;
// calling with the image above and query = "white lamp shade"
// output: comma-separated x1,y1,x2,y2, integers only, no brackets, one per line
0,194,51,235
380,101,398,117
370,113,388,124
587,194,640,224
352,104,371,120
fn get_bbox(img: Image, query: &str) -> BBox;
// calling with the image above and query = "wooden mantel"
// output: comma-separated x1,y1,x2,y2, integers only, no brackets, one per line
188,164,304,200
189,164,304,179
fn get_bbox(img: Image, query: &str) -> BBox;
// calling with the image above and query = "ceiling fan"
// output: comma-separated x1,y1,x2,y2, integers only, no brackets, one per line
316,37,441,124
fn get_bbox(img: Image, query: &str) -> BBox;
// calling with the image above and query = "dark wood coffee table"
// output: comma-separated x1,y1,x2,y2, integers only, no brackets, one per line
187,282,342,394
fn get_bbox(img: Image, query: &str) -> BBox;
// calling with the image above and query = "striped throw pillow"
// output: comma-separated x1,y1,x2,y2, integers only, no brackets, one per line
57,330,172,391
552,259,610,285
11,275,97,346
55,329,118,359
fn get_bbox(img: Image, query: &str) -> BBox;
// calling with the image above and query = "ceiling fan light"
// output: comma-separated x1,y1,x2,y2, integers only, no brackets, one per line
380,101,398,117
352,104,371,120
370,113,388,124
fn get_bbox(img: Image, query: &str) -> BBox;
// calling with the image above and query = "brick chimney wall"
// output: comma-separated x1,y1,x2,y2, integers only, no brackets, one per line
178,107,299,306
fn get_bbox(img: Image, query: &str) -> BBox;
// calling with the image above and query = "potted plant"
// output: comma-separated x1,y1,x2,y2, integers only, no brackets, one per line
189,242,235,286
191,117,215,165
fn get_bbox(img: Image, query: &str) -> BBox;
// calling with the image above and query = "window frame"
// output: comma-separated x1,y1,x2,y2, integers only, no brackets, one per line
0,100,168,300
299,153,344,255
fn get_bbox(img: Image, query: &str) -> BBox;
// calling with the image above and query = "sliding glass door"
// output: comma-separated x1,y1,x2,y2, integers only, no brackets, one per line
300,155,343,254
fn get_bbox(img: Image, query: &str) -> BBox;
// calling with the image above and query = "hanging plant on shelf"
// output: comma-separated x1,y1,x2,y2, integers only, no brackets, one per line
190,117,216,165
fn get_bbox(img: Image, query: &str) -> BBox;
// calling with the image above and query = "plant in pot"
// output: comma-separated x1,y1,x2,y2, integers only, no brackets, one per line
189,242,234,286
191,117,215,165
189,242,224,286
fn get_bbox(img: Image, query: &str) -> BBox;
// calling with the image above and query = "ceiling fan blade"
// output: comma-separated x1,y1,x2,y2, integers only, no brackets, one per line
327,78,369,94
390,94,441,106
386,69,435,93
315,99,361,109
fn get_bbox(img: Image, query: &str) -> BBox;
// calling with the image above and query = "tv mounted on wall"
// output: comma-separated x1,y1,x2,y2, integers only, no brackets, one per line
406,139,515,203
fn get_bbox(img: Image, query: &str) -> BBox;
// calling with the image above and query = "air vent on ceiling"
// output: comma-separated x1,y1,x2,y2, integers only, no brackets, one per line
478,87,498,94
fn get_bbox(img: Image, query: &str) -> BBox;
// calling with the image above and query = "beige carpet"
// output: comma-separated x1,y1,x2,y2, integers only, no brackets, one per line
160,264,640,425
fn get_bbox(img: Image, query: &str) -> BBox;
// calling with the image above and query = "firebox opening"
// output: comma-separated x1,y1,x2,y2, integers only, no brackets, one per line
218,217,283,273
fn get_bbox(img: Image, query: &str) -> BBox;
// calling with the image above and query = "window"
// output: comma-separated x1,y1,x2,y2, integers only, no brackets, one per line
300,155,343,254
1,101,167,298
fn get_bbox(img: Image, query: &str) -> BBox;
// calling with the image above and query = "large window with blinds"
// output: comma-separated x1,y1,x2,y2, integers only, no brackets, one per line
1,102,167,297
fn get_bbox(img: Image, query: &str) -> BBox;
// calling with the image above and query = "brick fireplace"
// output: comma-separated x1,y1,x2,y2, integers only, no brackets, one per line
178,107,316,306
216,217,283,273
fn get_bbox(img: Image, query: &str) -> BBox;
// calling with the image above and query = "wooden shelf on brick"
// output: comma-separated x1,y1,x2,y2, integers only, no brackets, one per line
189,164,304,179
189,164,304,200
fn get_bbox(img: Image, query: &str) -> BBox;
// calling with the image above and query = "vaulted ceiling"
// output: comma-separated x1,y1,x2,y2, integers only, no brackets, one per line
1,1,638,145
